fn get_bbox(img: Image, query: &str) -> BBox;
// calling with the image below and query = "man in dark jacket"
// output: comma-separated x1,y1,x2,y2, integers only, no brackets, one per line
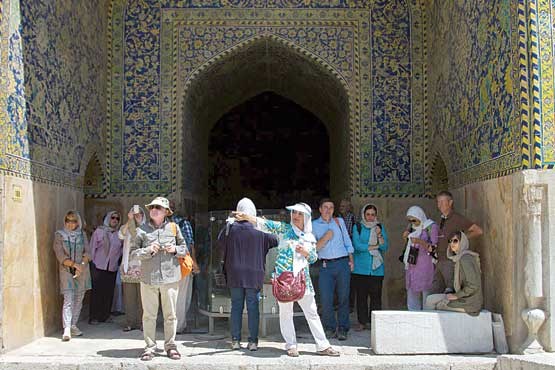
218,198,278,351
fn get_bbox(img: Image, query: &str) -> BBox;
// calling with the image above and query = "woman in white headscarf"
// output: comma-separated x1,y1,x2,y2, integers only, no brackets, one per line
351,204,389,330
402,206,438,310
235,202,339,357
424,231,483,316
53,210,91,341
118,205,147,331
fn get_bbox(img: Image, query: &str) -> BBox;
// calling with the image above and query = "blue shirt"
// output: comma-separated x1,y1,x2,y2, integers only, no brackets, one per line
312,217,354,259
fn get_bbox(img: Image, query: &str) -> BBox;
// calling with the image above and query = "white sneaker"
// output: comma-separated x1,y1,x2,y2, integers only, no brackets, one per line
62,327,71,341
70,325,82,336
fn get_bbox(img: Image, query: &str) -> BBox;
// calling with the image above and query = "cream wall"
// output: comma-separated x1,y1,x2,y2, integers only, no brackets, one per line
1,175,83,350
450,170,554,352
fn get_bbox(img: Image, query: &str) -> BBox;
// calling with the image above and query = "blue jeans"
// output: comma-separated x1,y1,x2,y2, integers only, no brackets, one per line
230,287,260,343
318,257,351,332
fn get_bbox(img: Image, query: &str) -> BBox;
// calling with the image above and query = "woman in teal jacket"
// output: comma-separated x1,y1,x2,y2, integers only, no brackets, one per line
351,204,389,330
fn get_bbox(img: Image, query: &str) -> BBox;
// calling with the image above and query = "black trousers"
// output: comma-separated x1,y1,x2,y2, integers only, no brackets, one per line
351,273,383,325
89,262,117,322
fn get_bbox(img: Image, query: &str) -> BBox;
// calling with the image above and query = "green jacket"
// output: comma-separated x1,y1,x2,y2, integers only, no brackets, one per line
448,254,483,316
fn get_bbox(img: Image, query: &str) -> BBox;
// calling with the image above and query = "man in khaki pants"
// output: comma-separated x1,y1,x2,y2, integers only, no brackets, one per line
135,197,188,361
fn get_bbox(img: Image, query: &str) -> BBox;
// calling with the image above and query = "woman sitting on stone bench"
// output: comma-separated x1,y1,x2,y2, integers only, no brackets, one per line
424,231,482,316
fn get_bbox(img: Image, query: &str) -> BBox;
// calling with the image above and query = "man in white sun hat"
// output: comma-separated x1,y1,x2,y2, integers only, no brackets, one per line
134,197,188,361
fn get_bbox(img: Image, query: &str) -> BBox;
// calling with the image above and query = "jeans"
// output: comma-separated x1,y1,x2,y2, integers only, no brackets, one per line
230,287,260,343
318,258,351,332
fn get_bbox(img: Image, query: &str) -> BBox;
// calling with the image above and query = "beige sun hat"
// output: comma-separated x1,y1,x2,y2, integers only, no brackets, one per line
145,197,173,215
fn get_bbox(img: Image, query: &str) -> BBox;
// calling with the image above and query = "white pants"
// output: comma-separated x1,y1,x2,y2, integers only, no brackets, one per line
424,293,465,312
407,289,430,311
140,281,179,352
278,293,331,351
62,291,86,328
176,274,193,332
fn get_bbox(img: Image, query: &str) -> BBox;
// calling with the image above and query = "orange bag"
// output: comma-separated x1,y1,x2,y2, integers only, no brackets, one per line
169,222,193,279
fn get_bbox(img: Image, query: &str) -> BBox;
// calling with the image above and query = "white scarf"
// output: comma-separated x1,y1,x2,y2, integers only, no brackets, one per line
225,197,257,226
288,204,316,275
402,206,434,270
360,204,383,270
120,206,146,273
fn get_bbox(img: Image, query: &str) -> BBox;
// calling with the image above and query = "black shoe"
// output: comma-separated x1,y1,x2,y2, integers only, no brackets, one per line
337,330,347,341
325,329,337,339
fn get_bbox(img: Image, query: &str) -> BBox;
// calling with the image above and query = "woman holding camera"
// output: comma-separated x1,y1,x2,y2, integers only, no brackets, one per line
351,204,389,331
402,206,438,310
118,205,146,332
53,210,91,341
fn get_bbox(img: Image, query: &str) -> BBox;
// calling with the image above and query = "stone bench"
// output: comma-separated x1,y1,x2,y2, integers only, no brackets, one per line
371,310,494,354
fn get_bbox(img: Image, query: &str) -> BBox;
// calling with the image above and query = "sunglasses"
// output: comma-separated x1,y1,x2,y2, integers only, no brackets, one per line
111,216,120,220
448,238,460,244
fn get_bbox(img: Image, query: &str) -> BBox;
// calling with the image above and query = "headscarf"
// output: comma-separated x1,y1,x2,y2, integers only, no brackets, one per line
360,203,379,246
225,197,257,231
447,231,480,293
100,210,120,256
402,206,435,270
286,202,316,243
57,210,83,242
360,203,384,270
121,206,146,273
285,202,315,275
102,210,121,231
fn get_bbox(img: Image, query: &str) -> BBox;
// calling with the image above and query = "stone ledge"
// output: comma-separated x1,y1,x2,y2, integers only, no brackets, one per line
371,310,494,355
497,354,555,370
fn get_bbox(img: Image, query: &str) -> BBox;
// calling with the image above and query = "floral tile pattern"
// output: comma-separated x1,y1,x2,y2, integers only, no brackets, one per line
109,0,427,196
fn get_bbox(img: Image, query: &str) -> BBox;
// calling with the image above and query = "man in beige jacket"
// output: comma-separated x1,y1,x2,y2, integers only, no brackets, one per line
135,197,188,361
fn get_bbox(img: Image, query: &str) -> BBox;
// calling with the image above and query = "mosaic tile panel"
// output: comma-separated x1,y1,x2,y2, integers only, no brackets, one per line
537,0,555,166
109,0,427,196
428,0,522,187
0,0,107,188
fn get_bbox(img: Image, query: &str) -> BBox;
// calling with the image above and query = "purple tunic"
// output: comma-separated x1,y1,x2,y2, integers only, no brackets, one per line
405,223,439,292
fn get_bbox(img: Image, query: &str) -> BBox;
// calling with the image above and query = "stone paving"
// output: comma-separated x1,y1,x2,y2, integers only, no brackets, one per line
0,315,503,370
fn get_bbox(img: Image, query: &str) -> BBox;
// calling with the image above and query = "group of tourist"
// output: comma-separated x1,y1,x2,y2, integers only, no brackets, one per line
52,190,484,360
52,197,196,360
224,191,484,357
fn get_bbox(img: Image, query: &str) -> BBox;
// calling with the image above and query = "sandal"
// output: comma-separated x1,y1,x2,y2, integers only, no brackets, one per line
317,347,340,357
286,348,299,357
140,352,154,361
167,348,181,360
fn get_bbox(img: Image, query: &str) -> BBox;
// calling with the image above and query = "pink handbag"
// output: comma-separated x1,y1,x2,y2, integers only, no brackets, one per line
272,270,306,303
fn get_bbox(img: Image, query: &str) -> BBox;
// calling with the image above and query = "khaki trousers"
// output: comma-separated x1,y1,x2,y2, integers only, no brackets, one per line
140,281,179,352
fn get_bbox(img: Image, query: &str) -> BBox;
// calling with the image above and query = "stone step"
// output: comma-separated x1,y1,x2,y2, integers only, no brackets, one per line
0,320,498,370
